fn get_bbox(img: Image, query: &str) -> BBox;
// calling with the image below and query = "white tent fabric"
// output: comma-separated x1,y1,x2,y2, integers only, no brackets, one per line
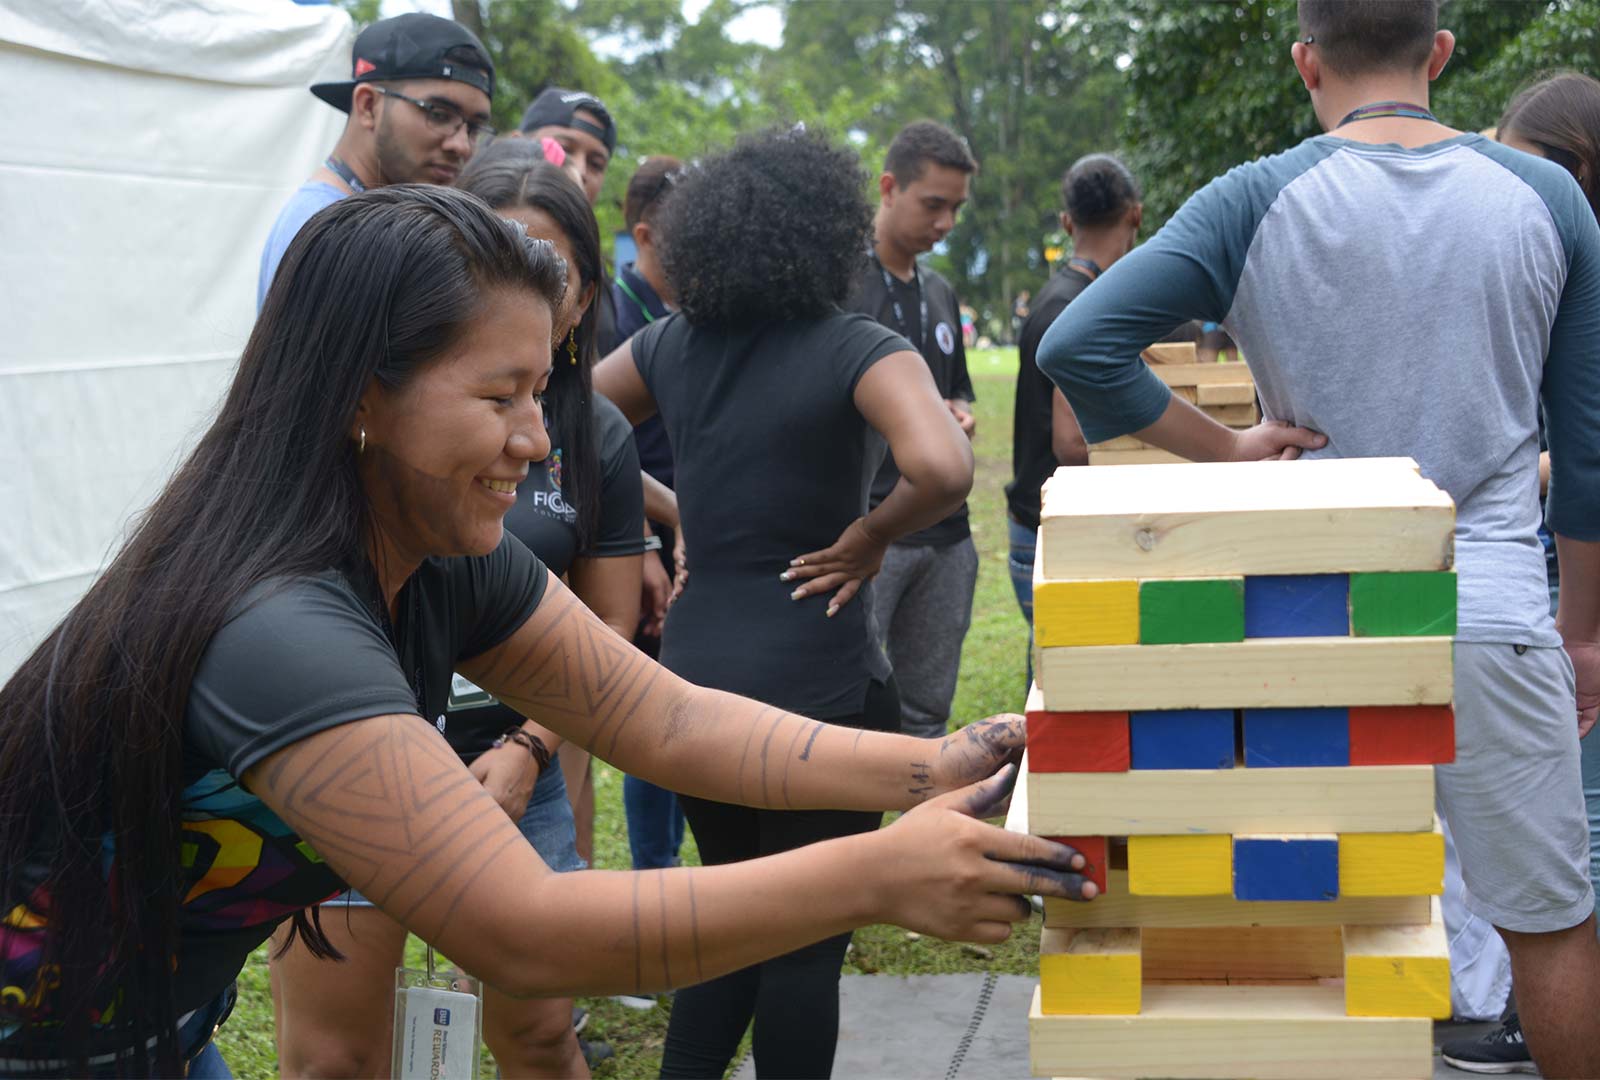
0,0,353,680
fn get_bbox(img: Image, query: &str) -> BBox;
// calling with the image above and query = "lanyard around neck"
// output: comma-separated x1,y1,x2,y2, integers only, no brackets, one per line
1067,256,1103,281
325,154,368,194
614,276,656,324
872,250,927,352
1336,101,1439,129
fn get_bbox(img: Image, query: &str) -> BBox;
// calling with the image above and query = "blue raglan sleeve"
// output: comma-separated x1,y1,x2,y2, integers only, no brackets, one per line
1542,181,1600,542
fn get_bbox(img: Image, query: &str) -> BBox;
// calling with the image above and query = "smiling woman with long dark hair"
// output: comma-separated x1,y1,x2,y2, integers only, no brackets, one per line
0,184,1089,1077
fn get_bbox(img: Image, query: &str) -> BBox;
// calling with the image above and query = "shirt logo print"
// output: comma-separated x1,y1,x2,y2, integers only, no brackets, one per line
935,322,956,355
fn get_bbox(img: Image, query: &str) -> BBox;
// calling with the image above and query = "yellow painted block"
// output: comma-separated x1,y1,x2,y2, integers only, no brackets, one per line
1128,834,1233,896
1040,927,1141,1015
1340,821,1444,897
1032,573,1139,647
1343,904,1451,1019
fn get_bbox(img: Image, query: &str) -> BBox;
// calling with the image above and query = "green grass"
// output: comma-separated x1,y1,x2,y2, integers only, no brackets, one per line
215,348,1033,1078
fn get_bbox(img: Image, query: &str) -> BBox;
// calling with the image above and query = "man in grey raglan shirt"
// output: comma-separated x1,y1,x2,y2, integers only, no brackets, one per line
1038,2,1600,1074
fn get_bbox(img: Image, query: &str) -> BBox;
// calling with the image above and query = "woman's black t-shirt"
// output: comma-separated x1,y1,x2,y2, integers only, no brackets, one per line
0,535,547,1049
629,311,908,719
1006,266,1092,530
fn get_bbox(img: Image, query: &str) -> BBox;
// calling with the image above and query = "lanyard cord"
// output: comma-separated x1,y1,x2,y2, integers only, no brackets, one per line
871,250,927,353
614,276,656,324
1336,101,1439,128
1067,256,1103,281
324,154,368,194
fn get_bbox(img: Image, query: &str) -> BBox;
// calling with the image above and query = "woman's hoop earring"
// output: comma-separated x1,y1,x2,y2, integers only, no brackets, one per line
359,427,366,455
567,329,579,366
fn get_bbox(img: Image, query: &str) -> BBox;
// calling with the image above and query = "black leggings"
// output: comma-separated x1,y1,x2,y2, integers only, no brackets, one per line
658,678,900,1080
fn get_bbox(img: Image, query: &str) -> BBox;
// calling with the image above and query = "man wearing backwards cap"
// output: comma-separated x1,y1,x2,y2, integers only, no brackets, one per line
519,86,616,207
256,11,495,307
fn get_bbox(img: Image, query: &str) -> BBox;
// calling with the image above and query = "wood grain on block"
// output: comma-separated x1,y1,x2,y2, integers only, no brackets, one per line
1340,820,1445,897
1047,835,1109,893
1234,835,1340,902
1349,571,1458,637
1143,925,1345,981
1045,870,1432,928
1242,708,1350,768
1028,983,1433,1079
1129,709,1236,770
1149,361,1255,387
1244,574,1351,638
1199,402,1260,427
1031,565,1139,646
1128,834,1233,895
1143,341,1197,365
1348,705,1456,765
1088,447,1189,466
1035,636,1453,711
1174,384,1199,403
1038,457,1455,580
1039,927,1141,1015
1139,578,1245,644
1343,901,1451,1019
1195,381,1257,406
1089,434,1148,452
1025,684,1129,773
1027,765,1435,836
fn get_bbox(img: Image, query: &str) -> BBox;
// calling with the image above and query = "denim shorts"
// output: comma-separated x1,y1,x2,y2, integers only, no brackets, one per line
324,758,586,909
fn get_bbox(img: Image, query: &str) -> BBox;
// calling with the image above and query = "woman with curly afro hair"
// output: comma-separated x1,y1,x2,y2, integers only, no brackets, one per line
596,126,979,1078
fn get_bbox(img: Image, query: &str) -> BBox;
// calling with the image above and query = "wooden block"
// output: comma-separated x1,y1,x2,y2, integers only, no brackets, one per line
1027,765,1434,836
1037,457,1455,580
1046,835,1109,893
1039,927,1141,1015
1242,708,1350,767
1032,567,1139,646
1035,636,1452,711
1143,341,1197,365
1149,361,1256,388
1089,434,1148,452
1128,835,1233,895
1340,820,1445,897
1344,901,1451,1019
1144,925,1345,980
1234,835,1340,901
1044,870,1432,928
1244,573,1351,637
1348,705,1456,765
1129,709,1235,770
1139,578,1244,644
1173,384,1198,403
1029,983,1433,1079
1025,684,1129,772
1199,402,1260,427
1195,381,1256,406
1349,571,1458,637
1088,448,1188,466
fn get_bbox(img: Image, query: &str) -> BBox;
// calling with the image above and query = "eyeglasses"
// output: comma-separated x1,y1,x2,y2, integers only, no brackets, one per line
375,87,497,141
1300,34,1315,44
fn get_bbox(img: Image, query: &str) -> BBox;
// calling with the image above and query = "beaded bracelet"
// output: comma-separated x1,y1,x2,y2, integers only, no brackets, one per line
493,726,553,774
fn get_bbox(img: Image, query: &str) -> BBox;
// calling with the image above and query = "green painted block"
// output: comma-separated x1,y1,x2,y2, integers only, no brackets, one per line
1349,572,1457,637
1139,578,1245,644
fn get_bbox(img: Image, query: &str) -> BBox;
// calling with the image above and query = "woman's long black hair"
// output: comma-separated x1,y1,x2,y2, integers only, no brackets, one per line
457,141,605,548
0,185,565,1073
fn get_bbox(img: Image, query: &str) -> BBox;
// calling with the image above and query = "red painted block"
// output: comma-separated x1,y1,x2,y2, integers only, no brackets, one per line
1045,835,1109,894
1348,705,1456,765
1027,710,1130,772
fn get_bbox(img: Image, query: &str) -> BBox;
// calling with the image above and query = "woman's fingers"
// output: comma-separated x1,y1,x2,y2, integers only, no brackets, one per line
826,578,864,615
789,571,850,601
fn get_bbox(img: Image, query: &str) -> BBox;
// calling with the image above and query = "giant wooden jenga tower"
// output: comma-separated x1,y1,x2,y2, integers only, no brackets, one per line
1018,457,1457,1079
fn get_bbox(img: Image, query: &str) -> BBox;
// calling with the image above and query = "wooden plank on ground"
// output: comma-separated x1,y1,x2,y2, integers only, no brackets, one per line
1044,870,1432,928
1027,765,1435,836
1035,636,1452,711
1195,381,1257,406
1029,983,1433,1079
1038,457,1455,579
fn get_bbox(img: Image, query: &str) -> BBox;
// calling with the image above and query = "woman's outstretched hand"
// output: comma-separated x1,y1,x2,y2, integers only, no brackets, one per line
871,764,1098,944
783,517,889,616
920,715,1028,806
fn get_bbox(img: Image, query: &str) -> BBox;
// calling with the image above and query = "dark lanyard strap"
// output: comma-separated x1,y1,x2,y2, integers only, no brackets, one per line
614,276,656,324
1336,101,1438,128
1067,256,1103,281
324,154,367,194
872,251,927,352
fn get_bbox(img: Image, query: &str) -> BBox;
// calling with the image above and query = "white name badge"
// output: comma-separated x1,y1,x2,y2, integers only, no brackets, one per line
393,951,482,1080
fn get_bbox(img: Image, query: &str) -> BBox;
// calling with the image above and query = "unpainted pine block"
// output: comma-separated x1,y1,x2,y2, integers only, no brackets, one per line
1139,578,1245,644
1026,683,1129,773
1243,708,1350,767
1046,835,1109,894
1348,705,1456,765
1087,448,1189,466
1195,381,1256,406
1199,402,1260,427
1143,341,1197,365
1234,835,1339,902
1143,924,1345,980
1173,385,1199,403
1090,434,1148,452
1341,820,1445,897
1148,360,1255,387
1343,901,1451,1018
1032,565,1139,647
1129,709,1235,770
1039,926,1141,1015
1244,574,1350,637
1349,571,1458,637
1128,834,1233,895
1044,869,1433,928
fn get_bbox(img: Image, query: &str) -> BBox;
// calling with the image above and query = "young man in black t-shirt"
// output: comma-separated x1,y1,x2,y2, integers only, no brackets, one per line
847,121,979,739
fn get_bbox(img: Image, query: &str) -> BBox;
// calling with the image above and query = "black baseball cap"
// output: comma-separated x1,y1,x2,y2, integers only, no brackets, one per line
311,13,495,114
518,88,617,154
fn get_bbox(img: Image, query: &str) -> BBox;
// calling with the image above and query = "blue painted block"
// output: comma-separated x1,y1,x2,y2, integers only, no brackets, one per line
1244,574,1350,637
1233,836,1339,901
1129,709,1236,770
1242,708,1350,767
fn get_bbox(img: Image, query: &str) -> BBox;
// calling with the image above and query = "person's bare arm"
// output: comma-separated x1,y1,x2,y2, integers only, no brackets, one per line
245,720,1091,1000
1136,395,1327,462
1050,389,1089,466
642,471,680,530
1555,534,1600,737
593,339,656,425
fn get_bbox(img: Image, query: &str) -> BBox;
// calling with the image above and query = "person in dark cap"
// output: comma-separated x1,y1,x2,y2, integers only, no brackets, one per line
519,87,616,207
256,12,495,307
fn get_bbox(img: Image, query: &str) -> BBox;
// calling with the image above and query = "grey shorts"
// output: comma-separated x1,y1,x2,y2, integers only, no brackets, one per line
1436,641,1595,933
